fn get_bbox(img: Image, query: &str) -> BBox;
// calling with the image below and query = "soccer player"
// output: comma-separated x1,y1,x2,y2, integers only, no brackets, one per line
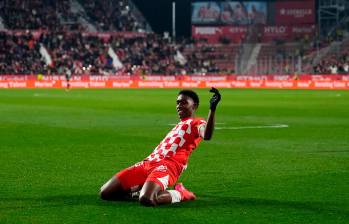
64,66,72,91
100,88,221,206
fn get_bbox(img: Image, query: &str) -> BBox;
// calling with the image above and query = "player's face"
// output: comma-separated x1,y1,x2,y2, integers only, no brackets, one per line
176,94,196,119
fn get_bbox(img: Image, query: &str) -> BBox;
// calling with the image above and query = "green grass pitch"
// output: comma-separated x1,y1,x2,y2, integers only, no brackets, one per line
0,88,348,223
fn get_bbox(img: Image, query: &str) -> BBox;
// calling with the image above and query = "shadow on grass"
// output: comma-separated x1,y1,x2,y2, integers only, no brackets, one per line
0,194,138,210
1,194,348,217
177,194,349,216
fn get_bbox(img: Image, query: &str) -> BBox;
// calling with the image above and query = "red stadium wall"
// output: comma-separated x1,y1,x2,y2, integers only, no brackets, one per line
0,75,349,89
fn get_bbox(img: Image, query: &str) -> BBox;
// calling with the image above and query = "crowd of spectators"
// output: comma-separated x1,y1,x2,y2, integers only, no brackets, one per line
250,30,349,75
0,0,348,76
0,0,61,30
1,29,348,76
180,38,236,74
0,0,147,32
0,31,221,75
40,31,114,75
312,27,349,74
79,0,147,32
313,51,349,74
111,34,182,75
0,31,45,74
111,36,232,75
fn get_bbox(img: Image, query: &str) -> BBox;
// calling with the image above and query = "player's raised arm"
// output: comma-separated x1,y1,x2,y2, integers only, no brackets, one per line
201,87,221,140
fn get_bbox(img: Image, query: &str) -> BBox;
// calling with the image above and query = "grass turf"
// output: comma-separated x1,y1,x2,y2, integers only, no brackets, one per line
0,88,348,223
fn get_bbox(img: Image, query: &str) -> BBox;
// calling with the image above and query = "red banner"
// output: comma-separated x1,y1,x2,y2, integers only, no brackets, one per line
274,0,315,25
192,24,315,43
192,26,247,44
1,75,349,90
262,24,316,42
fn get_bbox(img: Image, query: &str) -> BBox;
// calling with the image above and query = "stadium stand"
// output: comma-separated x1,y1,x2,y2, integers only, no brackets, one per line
78,0,148,32
247,40,316,75
0,0,61,30
110,34,180,75
314,54,349,74
0,0,348,76
41,31,114,75
0,31,183,75
0,31,45,74
180,39,238,74
313,37,349,74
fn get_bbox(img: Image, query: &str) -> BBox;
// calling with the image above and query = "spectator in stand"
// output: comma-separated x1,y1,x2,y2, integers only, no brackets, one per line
329,64,338,74
343,61,349,74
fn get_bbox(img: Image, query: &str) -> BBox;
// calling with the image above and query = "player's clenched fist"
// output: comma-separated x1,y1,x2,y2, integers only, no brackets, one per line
209,87,221,111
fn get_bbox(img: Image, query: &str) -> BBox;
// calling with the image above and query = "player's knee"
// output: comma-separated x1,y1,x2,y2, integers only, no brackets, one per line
99,189,110,201
139,194,156,207
99,185,115,201
99,178,117,200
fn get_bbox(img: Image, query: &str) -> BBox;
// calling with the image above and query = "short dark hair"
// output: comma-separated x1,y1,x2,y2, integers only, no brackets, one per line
178,89,199,107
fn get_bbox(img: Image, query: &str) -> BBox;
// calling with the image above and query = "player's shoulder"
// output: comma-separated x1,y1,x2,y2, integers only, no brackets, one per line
180,117,206,126
192,117,207,125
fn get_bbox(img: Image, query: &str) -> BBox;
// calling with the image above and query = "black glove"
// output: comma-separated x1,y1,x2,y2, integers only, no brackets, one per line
209,87,221,111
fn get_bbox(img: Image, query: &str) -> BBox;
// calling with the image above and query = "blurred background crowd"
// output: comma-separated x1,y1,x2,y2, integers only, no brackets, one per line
0,0,348,76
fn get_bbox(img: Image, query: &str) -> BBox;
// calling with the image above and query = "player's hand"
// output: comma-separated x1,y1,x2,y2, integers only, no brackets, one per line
209,87,221,111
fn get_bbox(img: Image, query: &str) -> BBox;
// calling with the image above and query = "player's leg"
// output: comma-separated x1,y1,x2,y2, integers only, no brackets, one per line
138,181,196,206
157,183,196,204
138,181,164,206
100,176,130,200
66,79,71,91
138,164,195,206
100,162,147,201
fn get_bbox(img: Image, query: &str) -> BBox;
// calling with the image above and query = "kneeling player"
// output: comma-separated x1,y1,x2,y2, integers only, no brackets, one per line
100,88,221,206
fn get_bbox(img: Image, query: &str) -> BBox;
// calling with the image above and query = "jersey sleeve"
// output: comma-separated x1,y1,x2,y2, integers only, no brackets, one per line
194,118,207,138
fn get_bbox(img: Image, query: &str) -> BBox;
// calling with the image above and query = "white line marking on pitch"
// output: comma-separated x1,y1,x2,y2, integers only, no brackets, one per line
216,124,289,130
167,123,288,130
168,122,225,126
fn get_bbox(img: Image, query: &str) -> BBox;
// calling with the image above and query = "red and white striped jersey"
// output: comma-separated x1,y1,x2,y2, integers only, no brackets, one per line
145,117,207,169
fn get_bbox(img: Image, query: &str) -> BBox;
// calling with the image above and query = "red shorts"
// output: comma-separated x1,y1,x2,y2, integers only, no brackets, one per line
116,160,181,191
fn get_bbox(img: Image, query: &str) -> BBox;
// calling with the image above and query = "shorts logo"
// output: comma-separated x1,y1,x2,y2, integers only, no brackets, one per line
154,165,167,172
